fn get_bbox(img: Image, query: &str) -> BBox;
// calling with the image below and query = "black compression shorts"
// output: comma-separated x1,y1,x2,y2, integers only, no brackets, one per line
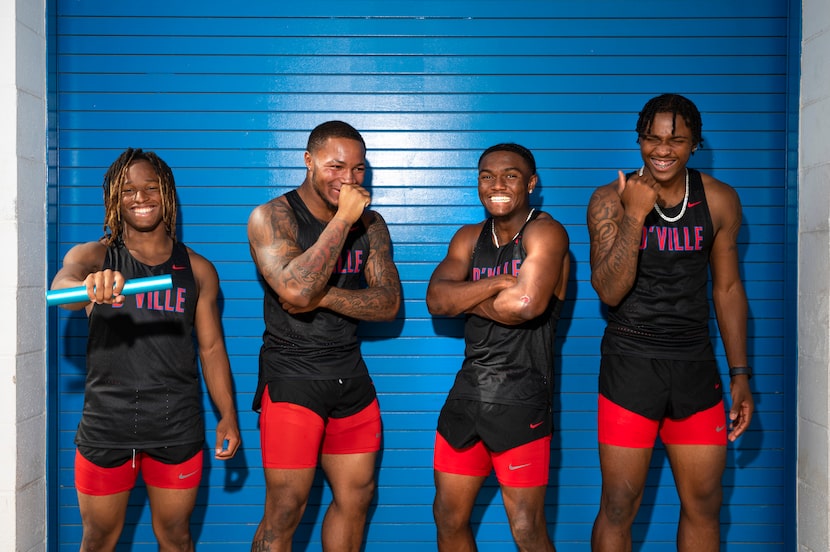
265,374,377,421
77,441,203,468
437,398,552,453
599,353,723,420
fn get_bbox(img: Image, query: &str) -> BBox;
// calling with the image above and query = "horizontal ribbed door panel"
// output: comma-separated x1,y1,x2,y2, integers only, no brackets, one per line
50,2,794,549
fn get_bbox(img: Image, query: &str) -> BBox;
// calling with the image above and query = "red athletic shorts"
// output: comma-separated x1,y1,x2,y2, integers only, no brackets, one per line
434,432,551,488
598,394,728,447
260,394,382,469
74,448,203,496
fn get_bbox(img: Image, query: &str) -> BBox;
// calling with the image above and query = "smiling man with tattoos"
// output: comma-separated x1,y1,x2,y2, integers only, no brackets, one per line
247,121,401,552
587,94,754,551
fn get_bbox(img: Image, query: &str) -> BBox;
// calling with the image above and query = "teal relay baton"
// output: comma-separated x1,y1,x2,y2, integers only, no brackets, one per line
46,274,173,307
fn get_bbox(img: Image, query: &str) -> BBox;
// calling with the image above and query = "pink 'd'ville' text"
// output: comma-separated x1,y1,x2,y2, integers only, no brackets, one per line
133,288,187,312
641,226,704,251
335,250,364,274
472,259,522,281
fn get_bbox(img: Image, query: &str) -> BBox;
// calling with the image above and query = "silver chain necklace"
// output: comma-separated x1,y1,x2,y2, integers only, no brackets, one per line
491,208,535,248
643,166,689,223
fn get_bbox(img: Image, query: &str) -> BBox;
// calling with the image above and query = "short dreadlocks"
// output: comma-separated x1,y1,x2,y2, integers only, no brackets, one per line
101,148,177,245
636,93,704,150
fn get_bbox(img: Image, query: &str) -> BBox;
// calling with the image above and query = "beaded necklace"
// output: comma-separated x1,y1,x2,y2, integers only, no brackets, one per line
640,166,689,223
491,208,535,248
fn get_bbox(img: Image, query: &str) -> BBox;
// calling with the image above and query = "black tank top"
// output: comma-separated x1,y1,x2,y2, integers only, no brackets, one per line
602,168,715,360
255,190,371,408
447,210,562,408
77,240,203,449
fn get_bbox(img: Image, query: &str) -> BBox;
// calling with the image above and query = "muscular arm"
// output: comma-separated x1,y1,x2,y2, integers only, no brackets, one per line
427,218,569,326
310,211,402,321
471,217,569,325
50,241,124,311
587,171,655,306
426,223,516,317
247,195,355,309
190,250,241,459
707,179,753,441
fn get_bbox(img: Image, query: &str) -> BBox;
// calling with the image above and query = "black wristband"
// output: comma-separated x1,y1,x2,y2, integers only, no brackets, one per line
729,366,752,380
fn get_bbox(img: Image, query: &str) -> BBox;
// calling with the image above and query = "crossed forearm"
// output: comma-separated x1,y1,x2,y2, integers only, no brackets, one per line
277,218,351,303
322,285,400,321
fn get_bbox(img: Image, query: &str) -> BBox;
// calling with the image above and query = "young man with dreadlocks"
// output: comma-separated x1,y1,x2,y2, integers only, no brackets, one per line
427,143,569,551
587,94,754,550
50,148,241,551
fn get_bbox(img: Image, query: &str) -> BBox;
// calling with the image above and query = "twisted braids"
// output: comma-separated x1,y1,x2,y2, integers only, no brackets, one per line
102,148,178,245
636,93,704,149
478,143,537,175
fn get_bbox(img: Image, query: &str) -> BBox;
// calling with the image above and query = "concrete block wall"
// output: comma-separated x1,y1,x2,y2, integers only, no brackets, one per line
798,1,830,551
0,0,48,550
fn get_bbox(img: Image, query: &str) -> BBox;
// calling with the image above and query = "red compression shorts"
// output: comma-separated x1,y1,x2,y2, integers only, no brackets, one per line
433,432,551,488
598,394,728,447
260,397,381,469
74,449,203,496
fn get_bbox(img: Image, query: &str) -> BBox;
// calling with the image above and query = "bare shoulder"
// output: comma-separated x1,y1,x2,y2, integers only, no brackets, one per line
431,221,485,279
590,180,620,203
587,181,623,223
362,208,390,229
700,172,742,231
185,246,215,271
249,195,293,228
362,209,394,253
701,172,740,204
530,210,565,230
247,195,298,248
455,221,487,245
51,240,110,295
435,221,485,264
526,212,569,244
75,239,108,257
63,239,108,270
185,245,220,292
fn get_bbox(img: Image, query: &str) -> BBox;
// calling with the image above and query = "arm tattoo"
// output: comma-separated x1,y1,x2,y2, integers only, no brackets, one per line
323,213,401,321
588,190,641,301
251,198,350,301
286,217,350,301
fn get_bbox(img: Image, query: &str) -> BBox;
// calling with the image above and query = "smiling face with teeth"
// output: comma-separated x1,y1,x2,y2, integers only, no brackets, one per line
477,150,537,220
119,159,166,235
638,111,697,187
304,136,367,215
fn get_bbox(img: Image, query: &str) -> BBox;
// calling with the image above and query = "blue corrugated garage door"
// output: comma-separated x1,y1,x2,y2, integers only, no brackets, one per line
48,2,798,550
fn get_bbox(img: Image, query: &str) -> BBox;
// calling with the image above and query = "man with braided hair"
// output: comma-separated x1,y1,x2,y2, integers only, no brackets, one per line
51,148,241,551
587,94,754,550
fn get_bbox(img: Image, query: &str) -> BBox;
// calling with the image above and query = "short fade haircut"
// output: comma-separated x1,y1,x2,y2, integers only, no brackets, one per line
478,143,537,175
636,93,704,149
306,120,366,154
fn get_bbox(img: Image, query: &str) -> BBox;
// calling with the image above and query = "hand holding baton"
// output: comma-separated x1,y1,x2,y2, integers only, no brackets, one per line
46,275,173,307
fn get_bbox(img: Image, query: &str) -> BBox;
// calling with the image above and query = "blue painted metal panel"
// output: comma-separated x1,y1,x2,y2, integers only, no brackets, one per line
49,1,795,550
